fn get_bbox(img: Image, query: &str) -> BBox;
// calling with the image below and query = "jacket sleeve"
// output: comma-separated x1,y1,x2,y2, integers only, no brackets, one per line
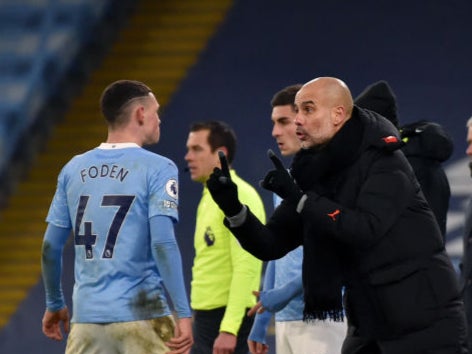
225,201,303,261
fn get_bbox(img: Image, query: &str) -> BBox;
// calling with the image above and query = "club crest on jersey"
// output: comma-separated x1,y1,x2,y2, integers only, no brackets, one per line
165,179,178,199
204,227,215,246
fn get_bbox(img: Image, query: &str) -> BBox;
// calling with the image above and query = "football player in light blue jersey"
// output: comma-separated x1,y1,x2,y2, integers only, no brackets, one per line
247,85,346,354
41,80,193,354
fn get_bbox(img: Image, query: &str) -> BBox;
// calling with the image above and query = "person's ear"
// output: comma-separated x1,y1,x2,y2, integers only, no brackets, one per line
135,105,145,126
332,106,346,126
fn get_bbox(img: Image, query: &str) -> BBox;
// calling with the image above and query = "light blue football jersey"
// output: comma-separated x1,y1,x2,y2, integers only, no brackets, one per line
272,194,304,321
46,143,179,323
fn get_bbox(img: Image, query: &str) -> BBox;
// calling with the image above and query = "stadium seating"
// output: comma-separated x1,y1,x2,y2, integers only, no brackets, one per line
0,0,133,204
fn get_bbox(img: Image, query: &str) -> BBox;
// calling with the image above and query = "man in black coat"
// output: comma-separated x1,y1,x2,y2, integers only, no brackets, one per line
462,116,472,351
206,77,468,354
355,80,453,240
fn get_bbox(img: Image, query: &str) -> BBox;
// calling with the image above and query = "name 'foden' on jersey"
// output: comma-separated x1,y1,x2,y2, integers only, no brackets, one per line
80,164,130,183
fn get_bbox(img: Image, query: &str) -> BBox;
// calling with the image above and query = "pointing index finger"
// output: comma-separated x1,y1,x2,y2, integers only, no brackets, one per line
267,149,286,171
218,150,230,177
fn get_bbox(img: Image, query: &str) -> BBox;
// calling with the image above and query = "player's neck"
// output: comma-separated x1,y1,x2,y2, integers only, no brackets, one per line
106,131,142,146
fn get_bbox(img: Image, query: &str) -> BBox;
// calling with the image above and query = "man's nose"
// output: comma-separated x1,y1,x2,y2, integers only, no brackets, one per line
294,114,303,125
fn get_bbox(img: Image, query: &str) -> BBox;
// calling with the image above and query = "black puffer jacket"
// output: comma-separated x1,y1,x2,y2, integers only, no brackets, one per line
400,120,453,238
355,81,453,241
228,107,464,345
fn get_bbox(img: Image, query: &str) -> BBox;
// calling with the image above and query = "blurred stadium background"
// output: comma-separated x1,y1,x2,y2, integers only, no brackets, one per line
0,0,471,352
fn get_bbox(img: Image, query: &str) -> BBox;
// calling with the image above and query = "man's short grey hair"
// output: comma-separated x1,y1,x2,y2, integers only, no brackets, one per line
467,116,472,127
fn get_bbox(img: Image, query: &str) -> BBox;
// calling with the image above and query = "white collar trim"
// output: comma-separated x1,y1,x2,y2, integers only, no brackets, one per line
98,142,140,149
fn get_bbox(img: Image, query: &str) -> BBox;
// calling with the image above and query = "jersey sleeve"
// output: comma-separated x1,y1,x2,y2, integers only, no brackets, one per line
41,223,72,311
260,274,303,312
148,159,179,222
149,215,191,318
46,166,72,229
247,260,275,343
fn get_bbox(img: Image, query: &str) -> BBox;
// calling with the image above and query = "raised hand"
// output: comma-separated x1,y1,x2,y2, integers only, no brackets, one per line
260,149,303,204
206,151,243,217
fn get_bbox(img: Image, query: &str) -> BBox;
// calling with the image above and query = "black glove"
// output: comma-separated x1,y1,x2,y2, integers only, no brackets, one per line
260,149,303,205
206,151,243,217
